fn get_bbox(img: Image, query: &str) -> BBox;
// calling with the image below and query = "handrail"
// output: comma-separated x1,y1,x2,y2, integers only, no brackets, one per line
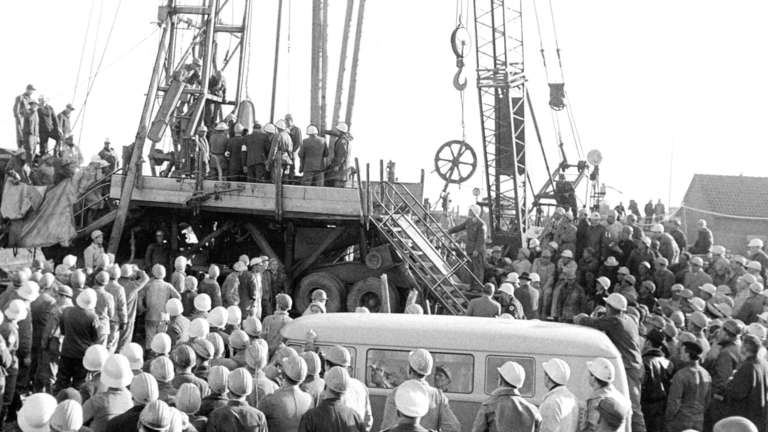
373,182,483,288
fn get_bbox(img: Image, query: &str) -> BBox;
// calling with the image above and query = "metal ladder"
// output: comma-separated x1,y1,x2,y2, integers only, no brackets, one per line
369,182,481,315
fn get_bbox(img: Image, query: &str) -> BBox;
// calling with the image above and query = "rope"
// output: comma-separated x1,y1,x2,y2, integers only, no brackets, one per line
74,0,124,133
286,0,292,111
73,0,96,103
680,205,768,222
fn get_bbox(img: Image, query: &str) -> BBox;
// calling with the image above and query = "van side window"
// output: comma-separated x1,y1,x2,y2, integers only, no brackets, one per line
485,356,535,397
366,349,474,394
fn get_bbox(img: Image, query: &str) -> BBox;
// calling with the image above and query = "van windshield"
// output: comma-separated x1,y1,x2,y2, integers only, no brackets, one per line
365,349,474,393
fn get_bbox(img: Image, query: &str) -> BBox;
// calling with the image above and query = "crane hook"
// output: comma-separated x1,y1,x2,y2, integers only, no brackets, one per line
453,69,467,91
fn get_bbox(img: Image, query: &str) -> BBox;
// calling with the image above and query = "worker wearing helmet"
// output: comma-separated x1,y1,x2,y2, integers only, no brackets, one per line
574,293,645,432
689,219,713,255
472,361,541,432
448,204,487,287
298,124,328,186
244,122,270,182
285,114,303,175
194,125,211,179
225,122,247,181
139,265,181,350
581,357,631,432
262,293,293,356
381,349,460,432
325,122,352,187
747,238,768,281
266,119,294,179
208,122,229,180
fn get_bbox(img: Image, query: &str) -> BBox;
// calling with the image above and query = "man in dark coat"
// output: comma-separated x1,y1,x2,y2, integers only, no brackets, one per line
690,219,713,255
722,335,768,431
227,123,248,181
325,123,351,187
642,329,673,432
585,212,610,263
55,288,101,392
37,96,59,156
298,125,328,186
245,124,271,182
704,319,743,431
285,114,303,176
575,293,646,432
665,341,711,432
668,219,688,252
448,204,487,286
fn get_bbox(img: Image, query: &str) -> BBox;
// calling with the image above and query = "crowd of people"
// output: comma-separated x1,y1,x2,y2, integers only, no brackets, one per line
456,203,768,432
10,82,353,193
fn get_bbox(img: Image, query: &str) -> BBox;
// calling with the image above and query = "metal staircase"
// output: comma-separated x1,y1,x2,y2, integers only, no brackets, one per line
369,182,481,315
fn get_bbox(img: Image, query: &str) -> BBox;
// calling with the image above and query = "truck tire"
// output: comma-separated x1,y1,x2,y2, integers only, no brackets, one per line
346,277,401,313
296,272,347,313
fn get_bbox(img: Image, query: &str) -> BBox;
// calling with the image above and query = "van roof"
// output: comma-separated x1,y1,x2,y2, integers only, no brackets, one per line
281,313,621,358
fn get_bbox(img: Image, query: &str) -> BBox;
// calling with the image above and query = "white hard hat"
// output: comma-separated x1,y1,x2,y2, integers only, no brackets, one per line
394,380,429,417
336,122,349,133
228,368,253,396
325,345,351,367
62,255,78,268
150,333,172,355
282,355,308,383
194,293,212,312
18,393,57,432
245,342,268,370
750,282,764,295
174,256,188,271
207,306,228,329
229,330,249,351
561,249,574,259
5,299,27,322
208,365,230,394
165,298,183,317
226,305,242,325
325,366,350,393
497,361,526,388
176,383,202,415
215,122,228,131
234,123,245,134
748,261,763,272
307,125,319,135
529,273,540,282
650,224,664,233
50,399,84,432
505,272,519,283
712,245,726,255
749,238,764,248
83,344,109,372
139,400,172,431
605,293,628,312
408,349,434,376
542,358,571,385
264,123,277,134
748,322,767,340
242,316,262,337
275,119,287,130
130,372,159,405
18,281,40,301
120,342,144,370
596,276,611,289
150,356,174,383
690,297,706,312
498,283,515,296
587,357,615,383
101,354,133,388
700,283,717,296
189,317,210,339
76,288,97,310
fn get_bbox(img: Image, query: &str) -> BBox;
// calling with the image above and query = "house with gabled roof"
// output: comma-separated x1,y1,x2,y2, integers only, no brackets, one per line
680,174,768,254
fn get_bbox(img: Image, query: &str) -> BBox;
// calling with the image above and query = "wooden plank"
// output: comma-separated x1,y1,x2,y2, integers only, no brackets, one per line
110,175,361,219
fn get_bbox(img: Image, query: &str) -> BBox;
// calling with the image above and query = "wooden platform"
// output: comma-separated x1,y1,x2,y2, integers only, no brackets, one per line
109,175,364,220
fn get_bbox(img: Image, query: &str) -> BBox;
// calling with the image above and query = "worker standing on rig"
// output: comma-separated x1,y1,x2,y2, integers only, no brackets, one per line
267,120,294,180
326,123,351,187
13,84,35,150
448,205,487,287
298,125,327,186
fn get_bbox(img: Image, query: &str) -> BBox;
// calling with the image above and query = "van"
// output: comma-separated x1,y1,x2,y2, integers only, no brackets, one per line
281,313,630,432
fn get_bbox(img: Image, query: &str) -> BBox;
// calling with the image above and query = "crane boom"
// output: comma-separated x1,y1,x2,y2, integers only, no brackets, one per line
471,0,526,249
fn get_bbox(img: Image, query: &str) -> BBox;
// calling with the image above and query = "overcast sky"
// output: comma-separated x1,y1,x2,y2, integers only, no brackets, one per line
2,0,767,213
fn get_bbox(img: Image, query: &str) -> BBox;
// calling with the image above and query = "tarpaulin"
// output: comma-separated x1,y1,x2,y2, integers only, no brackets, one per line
8,178,77,248
0,179,45,220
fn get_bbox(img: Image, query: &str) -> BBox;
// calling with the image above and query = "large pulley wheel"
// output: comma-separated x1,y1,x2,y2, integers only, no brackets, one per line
434,140,477,184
